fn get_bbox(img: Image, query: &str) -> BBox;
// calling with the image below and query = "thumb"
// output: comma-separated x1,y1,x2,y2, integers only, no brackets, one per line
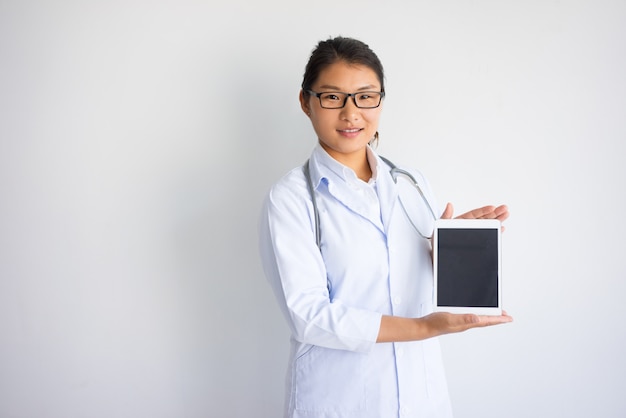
440,202,454,219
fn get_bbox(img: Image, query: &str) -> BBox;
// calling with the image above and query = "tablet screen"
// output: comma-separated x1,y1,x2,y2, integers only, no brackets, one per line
436,227,499,308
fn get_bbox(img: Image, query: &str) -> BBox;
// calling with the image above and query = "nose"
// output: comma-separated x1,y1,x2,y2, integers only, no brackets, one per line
339,96,360,120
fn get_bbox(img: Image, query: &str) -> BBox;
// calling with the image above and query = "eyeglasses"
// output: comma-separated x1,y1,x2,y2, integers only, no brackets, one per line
306,90,385,109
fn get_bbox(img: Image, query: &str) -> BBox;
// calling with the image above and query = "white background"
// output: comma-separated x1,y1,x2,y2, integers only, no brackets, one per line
1,1,625,417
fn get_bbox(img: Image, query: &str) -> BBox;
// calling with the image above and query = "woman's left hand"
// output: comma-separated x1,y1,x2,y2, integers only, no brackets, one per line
441,203,509,229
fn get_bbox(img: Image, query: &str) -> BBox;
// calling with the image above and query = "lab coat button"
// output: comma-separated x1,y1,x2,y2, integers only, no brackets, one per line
393,296,402,305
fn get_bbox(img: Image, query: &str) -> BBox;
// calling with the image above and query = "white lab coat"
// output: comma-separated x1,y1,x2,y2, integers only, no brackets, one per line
259,144,453,418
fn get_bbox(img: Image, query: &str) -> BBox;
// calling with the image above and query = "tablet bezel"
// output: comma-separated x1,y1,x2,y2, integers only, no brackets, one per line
433,218,502,315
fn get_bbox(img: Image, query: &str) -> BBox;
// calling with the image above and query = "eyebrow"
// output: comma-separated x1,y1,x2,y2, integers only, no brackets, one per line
317,84,379,91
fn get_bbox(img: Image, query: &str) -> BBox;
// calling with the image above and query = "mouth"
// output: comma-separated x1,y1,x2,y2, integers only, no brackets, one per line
337,128,364,137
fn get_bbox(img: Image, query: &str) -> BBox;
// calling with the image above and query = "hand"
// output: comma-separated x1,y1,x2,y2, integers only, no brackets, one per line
420,310,513,338
441,203,509,230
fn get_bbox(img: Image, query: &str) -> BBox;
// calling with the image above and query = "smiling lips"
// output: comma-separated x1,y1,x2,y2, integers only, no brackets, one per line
337,127,363,138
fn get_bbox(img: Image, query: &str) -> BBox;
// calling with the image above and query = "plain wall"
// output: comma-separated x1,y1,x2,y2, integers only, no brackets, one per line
1,1,625,417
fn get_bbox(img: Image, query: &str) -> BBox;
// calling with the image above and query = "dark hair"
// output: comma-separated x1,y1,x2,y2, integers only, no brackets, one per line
301,37,385,95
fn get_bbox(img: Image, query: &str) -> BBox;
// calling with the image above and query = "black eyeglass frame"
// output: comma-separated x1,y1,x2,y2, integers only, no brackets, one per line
305,90,386,109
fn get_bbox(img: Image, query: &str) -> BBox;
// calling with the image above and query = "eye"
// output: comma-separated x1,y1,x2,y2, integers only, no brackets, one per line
321,93,342,101
356,92,381,107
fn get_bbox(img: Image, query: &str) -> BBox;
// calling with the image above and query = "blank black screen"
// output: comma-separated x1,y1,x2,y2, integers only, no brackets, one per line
437,228,498,307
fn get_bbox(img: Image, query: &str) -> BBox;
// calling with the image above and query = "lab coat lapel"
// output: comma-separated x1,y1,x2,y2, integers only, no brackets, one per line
326,181,385,233
376,164,399,234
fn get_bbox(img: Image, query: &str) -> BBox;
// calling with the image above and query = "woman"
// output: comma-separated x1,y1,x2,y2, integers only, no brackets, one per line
258,36,512,418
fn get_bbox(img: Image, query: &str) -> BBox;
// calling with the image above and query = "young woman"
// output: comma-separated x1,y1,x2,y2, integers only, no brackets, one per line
258,36,512,418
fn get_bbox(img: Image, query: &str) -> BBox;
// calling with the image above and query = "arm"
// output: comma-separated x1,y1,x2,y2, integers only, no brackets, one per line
259,178,382,352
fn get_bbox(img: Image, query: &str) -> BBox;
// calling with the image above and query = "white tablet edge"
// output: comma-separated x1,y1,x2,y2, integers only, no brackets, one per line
433,218,502,316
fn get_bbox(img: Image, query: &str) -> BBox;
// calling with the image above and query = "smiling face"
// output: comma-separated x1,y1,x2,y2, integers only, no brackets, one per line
300,60,384,167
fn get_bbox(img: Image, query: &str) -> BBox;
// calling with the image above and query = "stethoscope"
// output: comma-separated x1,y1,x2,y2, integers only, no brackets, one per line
304,156,438,250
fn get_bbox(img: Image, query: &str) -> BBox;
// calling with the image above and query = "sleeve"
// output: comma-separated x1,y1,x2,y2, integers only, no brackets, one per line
258,173,382,353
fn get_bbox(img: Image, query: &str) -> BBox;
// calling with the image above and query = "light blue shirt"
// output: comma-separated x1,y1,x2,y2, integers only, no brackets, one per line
259,144,453,418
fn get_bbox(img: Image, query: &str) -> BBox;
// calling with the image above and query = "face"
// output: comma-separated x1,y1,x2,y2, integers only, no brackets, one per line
300,61,383,164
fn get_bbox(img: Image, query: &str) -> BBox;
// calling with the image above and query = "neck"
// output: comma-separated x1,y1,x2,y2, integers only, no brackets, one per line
322,144,372,182
352,156,372,182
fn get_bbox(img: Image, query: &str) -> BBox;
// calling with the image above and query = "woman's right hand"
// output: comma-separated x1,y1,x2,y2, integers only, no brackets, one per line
419,310,513,338
376,311,513,343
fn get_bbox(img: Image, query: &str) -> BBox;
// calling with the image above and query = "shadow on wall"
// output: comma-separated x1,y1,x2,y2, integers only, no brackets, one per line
162,49,310,415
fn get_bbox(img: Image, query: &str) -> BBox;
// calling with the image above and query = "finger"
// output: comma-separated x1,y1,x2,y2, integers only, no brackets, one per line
493,204,510,222
431,312,511,335
458,204,510,221
501,310,513,321
456,205,496,220
440,202,454,219
493,205,509,231
475,314,514,326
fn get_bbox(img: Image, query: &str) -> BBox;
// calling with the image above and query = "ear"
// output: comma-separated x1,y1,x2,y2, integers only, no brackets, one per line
299,90,311,117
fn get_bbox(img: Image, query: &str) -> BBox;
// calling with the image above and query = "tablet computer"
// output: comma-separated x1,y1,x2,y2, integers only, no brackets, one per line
433,218,502,315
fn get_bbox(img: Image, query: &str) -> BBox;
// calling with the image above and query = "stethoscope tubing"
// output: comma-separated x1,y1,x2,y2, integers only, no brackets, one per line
304,156,438,247
388,167,437,239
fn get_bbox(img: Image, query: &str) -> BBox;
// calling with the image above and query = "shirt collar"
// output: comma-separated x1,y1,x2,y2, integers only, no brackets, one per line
309,144,380,189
